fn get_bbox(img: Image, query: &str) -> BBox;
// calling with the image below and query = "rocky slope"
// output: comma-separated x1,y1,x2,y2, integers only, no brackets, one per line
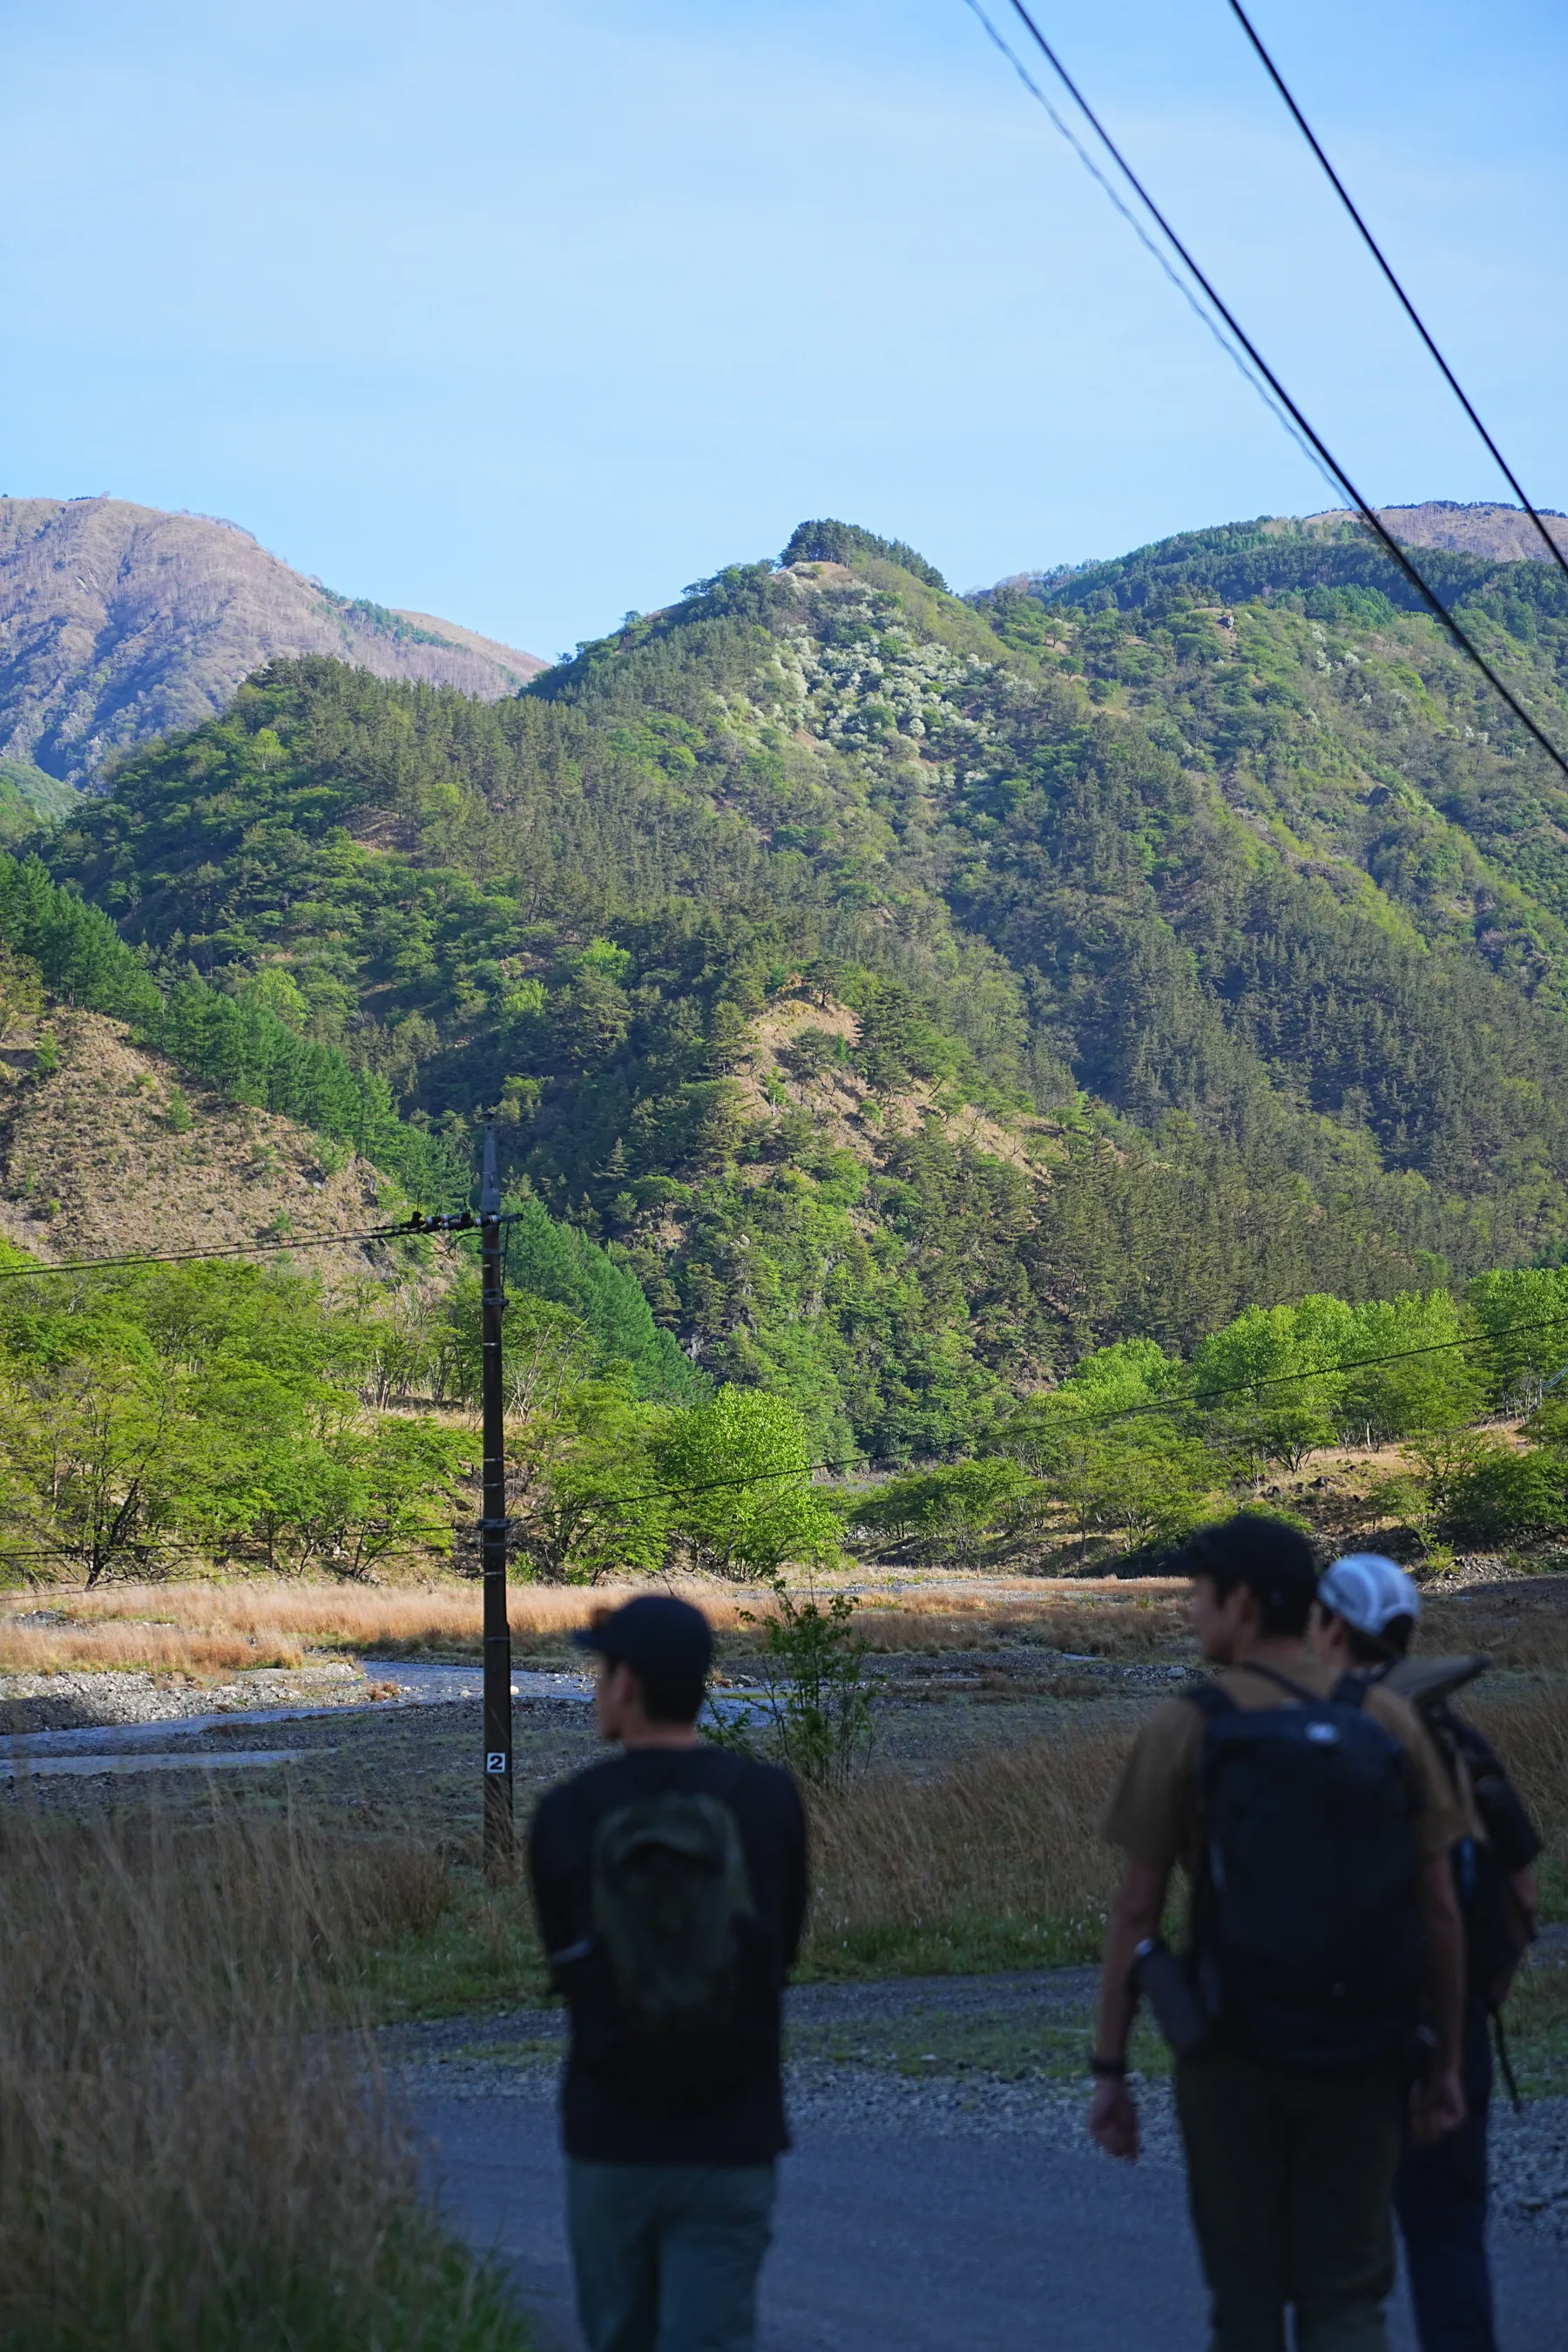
0,497,544,790
1308,500,1568,563
0,1006,393,1288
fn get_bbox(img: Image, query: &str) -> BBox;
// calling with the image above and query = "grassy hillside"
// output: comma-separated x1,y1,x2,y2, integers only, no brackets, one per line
28,511,1568,1457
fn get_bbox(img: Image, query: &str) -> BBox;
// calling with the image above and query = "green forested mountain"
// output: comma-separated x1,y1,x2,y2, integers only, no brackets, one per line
29,510,1568,1458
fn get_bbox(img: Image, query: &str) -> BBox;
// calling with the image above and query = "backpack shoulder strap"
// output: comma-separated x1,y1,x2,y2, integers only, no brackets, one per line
1229,1659,1333,1707
1330,1670,1374,1713
1185,1680,1238,1724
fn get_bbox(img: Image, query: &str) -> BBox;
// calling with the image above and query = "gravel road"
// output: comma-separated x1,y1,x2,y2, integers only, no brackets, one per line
395,1971,1568,2352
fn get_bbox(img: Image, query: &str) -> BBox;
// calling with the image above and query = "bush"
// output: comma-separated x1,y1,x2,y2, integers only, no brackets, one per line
735,1577,872,1790
848,1458,1038,1563
1437,1442,1568,1546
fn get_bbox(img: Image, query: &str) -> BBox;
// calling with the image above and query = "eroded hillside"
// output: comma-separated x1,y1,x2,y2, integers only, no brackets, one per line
0,1009,393,1285
0,497,544,788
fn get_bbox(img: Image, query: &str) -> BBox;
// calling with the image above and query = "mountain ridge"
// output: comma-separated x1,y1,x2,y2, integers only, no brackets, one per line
0,496,544,791
13,501,1568,1456
1308,500,1568,564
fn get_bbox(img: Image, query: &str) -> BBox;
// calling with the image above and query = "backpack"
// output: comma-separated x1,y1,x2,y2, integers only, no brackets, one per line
589,1787,757,2055
1379,1656,1541,2009
1186,1667,1425,2072
1425,1701,1539,2010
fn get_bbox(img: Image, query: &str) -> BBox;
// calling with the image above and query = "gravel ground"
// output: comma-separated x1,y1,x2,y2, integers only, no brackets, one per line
411,1980,1568,2352
0,1661,373,1734
382,1966,1568,2242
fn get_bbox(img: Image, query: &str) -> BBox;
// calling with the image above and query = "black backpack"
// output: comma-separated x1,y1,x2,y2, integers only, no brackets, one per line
563,1774,767,2096
1187,1668,1425,2072
1425,1702,1539,2009
591,1788,756,2032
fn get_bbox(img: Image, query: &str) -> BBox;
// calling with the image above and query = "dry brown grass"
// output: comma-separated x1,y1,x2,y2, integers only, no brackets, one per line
1420,1578,1568,1673
803,1675,1568,1973
0,1572,1193,1679
0,1620,309,1680
848,1585,1188,1658
0,1798,517,2351
1469,1682,1568,1891
10,1578,730,1652
808,1723,1130,1969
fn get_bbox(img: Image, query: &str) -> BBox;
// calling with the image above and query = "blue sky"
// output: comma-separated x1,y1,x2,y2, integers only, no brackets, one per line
2,0,1563,659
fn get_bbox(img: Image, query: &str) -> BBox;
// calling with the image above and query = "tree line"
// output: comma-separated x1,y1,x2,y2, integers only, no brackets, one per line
0,1237,836,1589
849,1262,1568,1566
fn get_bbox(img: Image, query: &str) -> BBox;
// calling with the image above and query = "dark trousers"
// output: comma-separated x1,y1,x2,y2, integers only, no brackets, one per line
565,2159,777,2352
1394,2003,1495,2352
1175,2051,1404,2352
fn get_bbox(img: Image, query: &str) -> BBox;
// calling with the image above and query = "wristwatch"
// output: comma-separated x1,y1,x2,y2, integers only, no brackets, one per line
1090,2055,1130,2078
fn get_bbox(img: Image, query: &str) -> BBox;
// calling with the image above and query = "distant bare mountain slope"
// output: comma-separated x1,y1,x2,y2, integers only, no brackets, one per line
1308,499,1568,562
0,497,545,787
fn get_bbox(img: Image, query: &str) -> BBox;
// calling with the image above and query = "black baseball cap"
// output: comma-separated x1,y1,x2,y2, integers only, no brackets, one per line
572,1594,713,1686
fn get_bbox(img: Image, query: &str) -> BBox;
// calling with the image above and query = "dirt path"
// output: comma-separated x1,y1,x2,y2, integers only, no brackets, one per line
395,1974,1568,2352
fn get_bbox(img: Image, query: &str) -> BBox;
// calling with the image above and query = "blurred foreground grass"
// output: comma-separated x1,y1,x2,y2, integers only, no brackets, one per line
0,1801,531,2352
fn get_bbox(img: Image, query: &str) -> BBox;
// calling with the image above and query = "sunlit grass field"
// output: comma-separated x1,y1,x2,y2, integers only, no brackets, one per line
0,1571,1190,1680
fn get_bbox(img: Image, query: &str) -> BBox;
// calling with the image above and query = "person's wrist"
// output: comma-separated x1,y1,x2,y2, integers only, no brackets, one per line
1090,2055,1129,2079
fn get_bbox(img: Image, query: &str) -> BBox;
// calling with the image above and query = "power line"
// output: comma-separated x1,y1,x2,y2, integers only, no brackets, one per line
551,1296,1568,1493
598,1451,869,1510
967,0,1568,783
959,0,1335,491
1036,1301,1568,1436
0,1209,514,1283
4,1303,1565,1569
1227,0,1568,595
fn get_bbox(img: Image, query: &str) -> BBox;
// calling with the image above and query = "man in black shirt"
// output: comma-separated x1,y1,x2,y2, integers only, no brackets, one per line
529,1594,808,2352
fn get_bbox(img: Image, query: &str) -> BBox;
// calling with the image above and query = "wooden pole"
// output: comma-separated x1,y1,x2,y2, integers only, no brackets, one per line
479,1113,513,1876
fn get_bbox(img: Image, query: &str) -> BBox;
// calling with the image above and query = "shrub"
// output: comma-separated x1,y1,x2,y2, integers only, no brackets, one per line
1437,1442,1568,1546
848,1458,1039,1563
735,1577,872,1790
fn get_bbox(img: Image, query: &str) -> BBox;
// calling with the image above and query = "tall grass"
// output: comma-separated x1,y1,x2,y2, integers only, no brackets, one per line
1470,1683,1568,1912
801,1681,1568,1977
0,1620,309,1678
0,1574,1190,1677
849,1589,1189,1656
805,1727,1128,1975
0,1800,525,2352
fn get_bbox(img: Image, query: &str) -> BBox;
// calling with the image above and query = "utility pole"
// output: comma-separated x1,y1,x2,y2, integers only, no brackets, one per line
479,1113,513,1876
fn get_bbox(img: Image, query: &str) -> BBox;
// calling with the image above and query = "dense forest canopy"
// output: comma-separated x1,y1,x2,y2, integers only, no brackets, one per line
27,510,1568,1460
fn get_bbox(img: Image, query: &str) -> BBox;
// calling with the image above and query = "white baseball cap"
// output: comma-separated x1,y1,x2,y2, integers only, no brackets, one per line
1318,1553,1422,1639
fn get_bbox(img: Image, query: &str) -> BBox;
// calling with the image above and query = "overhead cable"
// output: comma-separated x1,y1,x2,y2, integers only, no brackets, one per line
1227,0,1568,595
959,0,1333,489
1046,1302,1568,1435
963,0,1568,783
3,1304,1567,1572
0,1209,511,1283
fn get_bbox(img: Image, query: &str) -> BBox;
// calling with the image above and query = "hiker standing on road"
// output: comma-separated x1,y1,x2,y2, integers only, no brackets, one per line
529,1595,808,2352
1086,1514,1467,2352
1312,1554,1541,2352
